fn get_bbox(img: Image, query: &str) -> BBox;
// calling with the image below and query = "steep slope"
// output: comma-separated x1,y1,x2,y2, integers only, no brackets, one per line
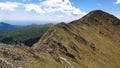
33,10,120,68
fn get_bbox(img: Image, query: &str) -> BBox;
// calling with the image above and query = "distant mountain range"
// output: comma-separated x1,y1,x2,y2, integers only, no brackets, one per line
0,22,25,33
0,22,53,46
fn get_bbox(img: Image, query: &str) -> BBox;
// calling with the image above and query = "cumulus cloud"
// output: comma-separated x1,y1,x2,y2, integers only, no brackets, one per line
24,4,45,14
22,0,31,2
39,0,86,16
57,15,64,18
59,0,86,16
114,0,120,4
0,0,86,16
41,0,62,7
44,7,58,13
0,2,21,11
23,0,86,16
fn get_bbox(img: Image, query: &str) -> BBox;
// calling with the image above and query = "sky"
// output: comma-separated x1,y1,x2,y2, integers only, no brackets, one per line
0,0,120,25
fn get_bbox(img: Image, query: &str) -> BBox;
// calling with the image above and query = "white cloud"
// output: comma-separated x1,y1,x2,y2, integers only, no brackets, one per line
22,0,31,2
114,0,120,4
57,15,64,18
59,0,86,16
39,0,86,16
44,7,58,13
41,0,62,7
0,0,86,16
0,2,21,11
23,0,86,16
24,4,45,14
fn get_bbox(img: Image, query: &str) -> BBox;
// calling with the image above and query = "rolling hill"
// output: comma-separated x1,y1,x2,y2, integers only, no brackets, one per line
0,10,119,68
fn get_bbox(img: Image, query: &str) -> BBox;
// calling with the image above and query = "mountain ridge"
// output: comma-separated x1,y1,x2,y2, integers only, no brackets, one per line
33,10,120,68
70,10,120,25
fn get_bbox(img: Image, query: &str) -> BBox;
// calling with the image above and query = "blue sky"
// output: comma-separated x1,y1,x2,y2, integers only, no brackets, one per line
0,0,120,25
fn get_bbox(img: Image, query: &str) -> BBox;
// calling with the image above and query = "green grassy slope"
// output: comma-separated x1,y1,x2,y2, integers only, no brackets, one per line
0,24,53,46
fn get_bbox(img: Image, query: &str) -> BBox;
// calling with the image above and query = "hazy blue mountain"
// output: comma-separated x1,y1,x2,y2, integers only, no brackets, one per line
0,22,25,33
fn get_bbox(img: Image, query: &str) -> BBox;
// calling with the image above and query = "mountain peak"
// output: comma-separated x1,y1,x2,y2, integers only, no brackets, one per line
78,10,120,25
89,10,106,14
